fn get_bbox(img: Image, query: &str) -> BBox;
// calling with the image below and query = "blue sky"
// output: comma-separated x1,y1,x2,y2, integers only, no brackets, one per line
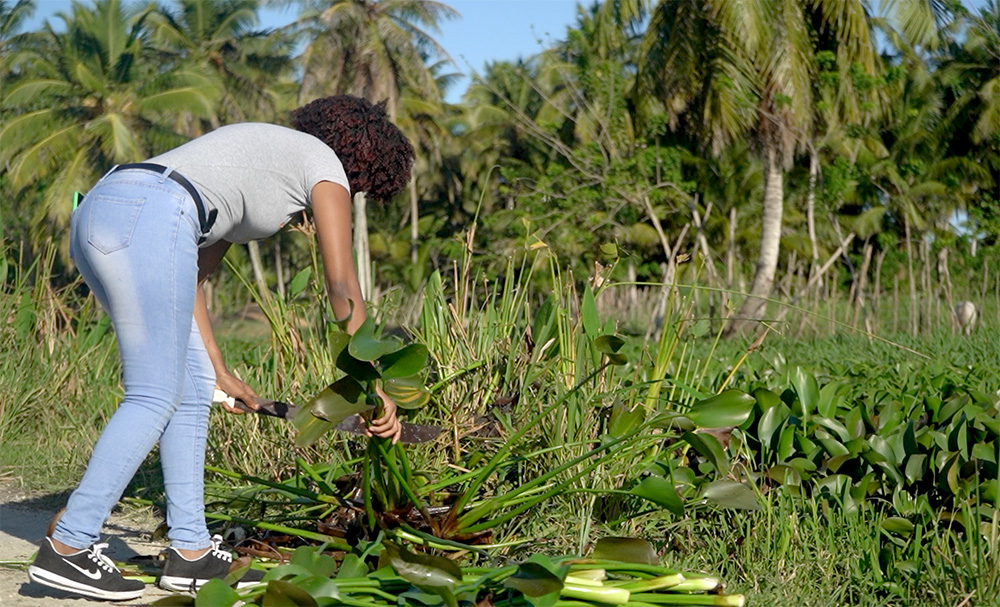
24,0,585,103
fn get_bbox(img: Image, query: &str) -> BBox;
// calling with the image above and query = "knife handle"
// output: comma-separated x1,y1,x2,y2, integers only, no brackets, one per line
212,387,236,408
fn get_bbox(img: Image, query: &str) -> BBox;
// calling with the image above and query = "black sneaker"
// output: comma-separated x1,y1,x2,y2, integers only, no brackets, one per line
27,537,145,601
159,535,264,592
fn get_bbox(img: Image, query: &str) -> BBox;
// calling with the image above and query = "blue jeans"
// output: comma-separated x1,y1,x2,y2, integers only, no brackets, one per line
53,168,215,551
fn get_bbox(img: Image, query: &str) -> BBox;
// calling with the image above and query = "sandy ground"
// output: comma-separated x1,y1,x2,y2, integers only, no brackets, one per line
0,481,175,606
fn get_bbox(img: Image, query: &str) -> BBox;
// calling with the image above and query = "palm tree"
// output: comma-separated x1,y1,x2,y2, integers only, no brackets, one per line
639,0,879,334
0,0,34,56
0,0,217,248
0,0,36,245
287,0,457,299
292,0,456,117
148,0,297,129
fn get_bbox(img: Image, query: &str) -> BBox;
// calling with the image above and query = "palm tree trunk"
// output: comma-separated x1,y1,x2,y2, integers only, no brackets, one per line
807,150,820,274
353,191,372,301
275,240,285,300
728,146,783,335
874,248,886,333
247,241,268,297
855,238,873,330
409,176,419,265
904,213,917,335
725,206,736,316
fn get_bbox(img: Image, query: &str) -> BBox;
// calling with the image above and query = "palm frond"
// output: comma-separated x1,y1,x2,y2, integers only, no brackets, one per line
85,112,143,162
9,122,81,188
2,78,74,106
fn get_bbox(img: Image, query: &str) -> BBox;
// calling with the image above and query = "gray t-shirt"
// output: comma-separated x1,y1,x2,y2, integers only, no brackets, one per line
148,123,350,246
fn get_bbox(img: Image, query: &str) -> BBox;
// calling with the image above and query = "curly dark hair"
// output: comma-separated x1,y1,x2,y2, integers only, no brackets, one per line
290,95,414,202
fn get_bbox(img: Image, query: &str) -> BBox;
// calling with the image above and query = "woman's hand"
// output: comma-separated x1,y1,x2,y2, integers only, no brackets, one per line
368,385,402,444
215,371,259,415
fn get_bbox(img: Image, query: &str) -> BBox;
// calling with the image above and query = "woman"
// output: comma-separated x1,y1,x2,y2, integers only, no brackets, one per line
27,95,413,600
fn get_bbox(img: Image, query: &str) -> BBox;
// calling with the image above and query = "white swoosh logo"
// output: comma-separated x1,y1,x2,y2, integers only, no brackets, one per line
62,558,102,580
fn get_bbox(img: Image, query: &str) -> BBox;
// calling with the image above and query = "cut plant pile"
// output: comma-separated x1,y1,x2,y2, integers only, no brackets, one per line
152,537,744,607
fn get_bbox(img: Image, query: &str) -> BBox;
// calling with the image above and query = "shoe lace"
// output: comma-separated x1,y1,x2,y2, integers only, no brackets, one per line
208,535,232,564
87,543,119,574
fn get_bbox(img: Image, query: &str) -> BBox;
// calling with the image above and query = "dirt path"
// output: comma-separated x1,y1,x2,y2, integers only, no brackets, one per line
0,481,174,605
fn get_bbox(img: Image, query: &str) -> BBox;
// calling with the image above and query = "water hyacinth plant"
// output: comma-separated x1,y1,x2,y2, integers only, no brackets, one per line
151,537,745,607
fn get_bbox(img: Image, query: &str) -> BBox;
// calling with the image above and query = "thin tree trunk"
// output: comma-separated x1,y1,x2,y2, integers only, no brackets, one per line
894,273,900,334
728,146,783,335
807,150,820,275
247,241,268,297
874,249,887,334
275,240,285,300
627,264,638,306
692,198,718,330
981,260,990,303
725,206,736,316
854,238,873,331
938,246,954,331
904,214,917,335
919,238,931,333
643,193,677,263
409,176,419,265
353,191,372,301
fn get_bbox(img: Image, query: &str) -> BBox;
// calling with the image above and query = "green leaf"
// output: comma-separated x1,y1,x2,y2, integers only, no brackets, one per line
383,375,431,409
686,390,755,428
767,464,802,487
972,442,997,464
815,416,851,443
503,561,564,597
261,579,318,607
309,376,372,423
291,412,335,448
592,537,659,565
289,546,337,578
194,578,240,607
758,402,790,450
630,476,684,516
335,337,379,382
701,480,760,510
791,367,819,422
817,381,846,419
904,454,928,484
262,563,315,581
777,425,797,461
379,344,429,379
594,334,627,365
815,429,849,458
881,517,914,536
349,317,404,361
608,402,644,437
383,541,462,589
296,576,342,600
14,291,35,340
683,431,730,476
753,387,781,411
337,554,369,579
288,267,311,298
581,285,600,339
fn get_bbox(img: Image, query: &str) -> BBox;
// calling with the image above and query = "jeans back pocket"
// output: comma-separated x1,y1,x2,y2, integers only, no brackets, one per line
86,194,146,254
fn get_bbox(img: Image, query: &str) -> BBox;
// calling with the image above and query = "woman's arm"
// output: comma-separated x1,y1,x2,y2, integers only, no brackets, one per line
195,239,259,413
311,181,401,442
